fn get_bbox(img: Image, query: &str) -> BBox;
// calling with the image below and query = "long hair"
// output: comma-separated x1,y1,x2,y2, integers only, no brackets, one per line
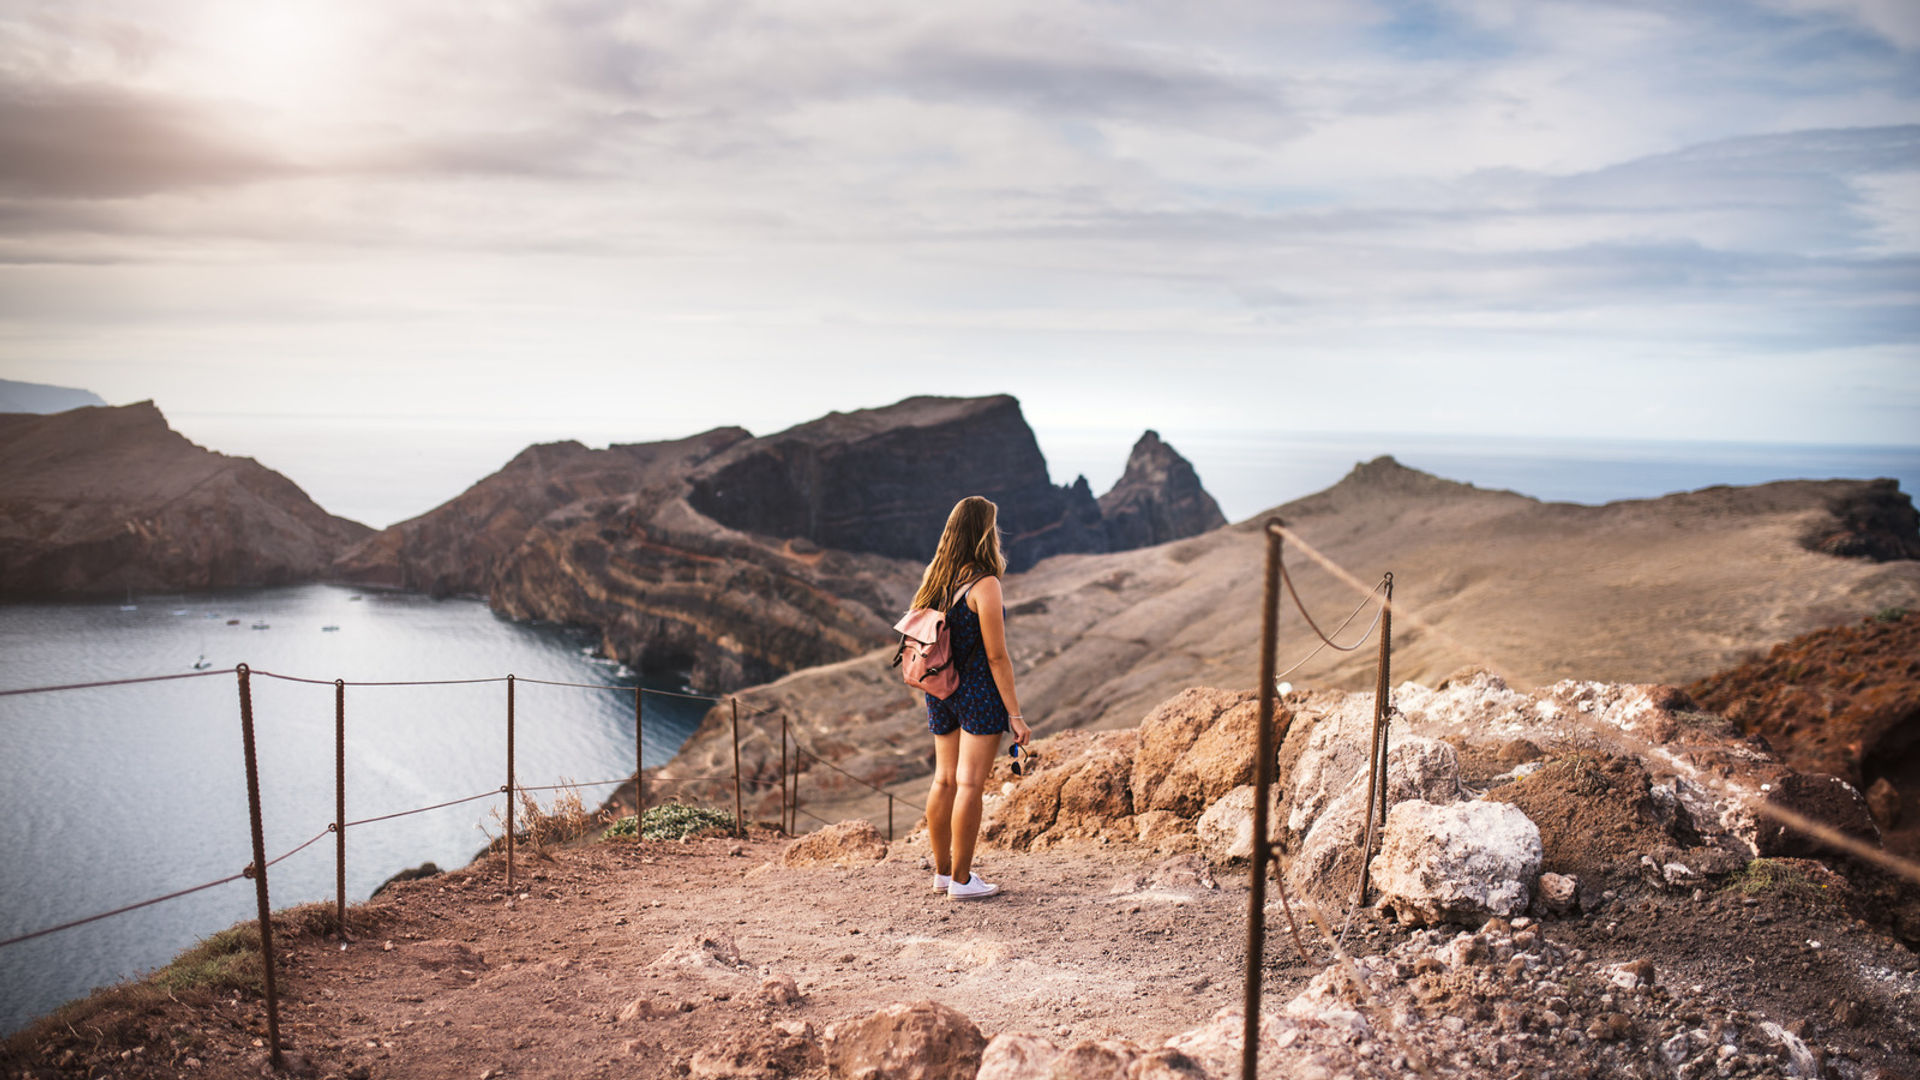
911,496,1007,610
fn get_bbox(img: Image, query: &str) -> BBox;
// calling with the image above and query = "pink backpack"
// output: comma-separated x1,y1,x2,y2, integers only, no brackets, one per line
890,581,979,700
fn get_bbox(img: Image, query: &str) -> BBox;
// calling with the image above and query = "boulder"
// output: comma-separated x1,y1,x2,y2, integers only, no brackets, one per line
783,820,889,868
1131,689,1250,813
1285,737,1463,910
1196,786,1283,863
1149,700,1281,817
822,1000,986,1080
1369,799,1544,925
984,730,1137,850
976,1033,1061,1080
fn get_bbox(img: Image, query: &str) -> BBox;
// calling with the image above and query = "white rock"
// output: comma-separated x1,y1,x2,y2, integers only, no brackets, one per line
1369,800,1543,925
1286,737,1463,909
1196,785,1282,863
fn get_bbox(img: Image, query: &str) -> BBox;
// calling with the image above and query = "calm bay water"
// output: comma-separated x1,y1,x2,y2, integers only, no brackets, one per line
0,585,709,1036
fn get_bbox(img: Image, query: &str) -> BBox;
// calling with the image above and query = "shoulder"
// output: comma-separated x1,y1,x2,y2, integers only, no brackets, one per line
966,574,1003,611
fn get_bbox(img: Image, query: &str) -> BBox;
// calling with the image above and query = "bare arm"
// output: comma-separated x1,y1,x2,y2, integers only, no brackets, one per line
968,576,1030,746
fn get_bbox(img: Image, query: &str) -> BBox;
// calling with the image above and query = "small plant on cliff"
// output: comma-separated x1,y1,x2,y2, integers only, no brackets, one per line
603,803,735,842
483,781,610,853
1874,606,1908,623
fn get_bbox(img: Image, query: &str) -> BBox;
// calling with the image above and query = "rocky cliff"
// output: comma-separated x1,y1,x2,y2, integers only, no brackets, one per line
337,394,1225,690
686,395,1109,571
0,402,371,595
1097,430,1227,550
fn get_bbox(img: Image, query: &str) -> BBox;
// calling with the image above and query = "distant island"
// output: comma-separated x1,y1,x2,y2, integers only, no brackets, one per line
0,379,107,415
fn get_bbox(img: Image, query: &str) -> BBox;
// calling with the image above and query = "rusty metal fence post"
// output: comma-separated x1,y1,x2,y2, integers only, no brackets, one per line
1243,522,1285,1080
730,698,743,839
505,674,516,890
887,794,895,842
634,687,646,840
334,678,346,940
234,665,284,1071
1356,573,1395,903
780,715,790,836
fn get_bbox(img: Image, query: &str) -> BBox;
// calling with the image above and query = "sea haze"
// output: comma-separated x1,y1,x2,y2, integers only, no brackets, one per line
0,585,710,1036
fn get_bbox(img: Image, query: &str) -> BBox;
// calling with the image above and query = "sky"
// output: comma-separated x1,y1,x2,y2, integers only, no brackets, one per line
1,0,1917,527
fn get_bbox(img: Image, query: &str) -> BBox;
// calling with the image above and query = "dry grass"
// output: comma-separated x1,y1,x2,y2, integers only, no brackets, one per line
481,780,615,854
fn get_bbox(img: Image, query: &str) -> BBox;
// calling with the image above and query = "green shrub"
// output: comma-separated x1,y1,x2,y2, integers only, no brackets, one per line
602,803,735,842
1874,606,1908,623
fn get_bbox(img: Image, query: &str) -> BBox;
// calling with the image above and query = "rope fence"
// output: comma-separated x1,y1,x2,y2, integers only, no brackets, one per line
0,662,815,1069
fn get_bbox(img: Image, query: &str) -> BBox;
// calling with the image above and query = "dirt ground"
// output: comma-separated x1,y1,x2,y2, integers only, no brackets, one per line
7,820,1919,1080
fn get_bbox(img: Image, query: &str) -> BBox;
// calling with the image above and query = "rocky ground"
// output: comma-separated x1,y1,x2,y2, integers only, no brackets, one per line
8,656,1918,1080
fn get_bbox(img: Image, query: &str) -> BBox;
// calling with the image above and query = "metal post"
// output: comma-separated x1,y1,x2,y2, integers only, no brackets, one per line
730,698,744,839
780,715,790,837
634,687,646,839
1357,573,1394,904
506,674,516,890
334,678,346,940
1374,577,1395,832
234,665,283,1071
888,794,895,842
1243,522,1284,1080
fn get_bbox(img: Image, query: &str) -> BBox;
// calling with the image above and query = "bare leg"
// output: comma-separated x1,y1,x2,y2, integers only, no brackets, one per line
950,731,1004,885
927,732,960,877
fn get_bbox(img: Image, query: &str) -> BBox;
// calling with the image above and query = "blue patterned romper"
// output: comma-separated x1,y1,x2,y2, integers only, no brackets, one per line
926,581,1009,736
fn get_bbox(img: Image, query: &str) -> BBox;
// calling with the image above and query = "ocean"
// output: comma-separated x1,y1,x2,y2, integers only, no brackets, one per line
0,585,711,1036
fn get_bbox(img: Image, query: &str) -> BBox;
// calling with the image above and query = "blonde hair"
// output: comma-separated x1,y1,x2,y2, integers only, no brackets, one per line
911,496,1006,610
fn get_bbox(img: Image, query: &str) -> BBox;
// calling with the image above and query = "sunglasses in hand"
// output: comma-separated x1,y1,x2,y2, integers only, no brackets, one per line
1009,742,1039,777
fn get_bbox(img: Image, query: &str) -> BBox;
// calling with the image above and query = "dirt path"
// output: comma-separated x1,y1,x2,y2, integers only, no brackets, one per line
8,823,1920,1079
217,835,1309,1079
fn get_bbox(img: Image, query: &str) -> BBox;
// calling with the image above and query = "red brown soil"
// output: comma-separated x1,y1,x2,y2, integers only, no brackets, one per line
1688,613,1920,859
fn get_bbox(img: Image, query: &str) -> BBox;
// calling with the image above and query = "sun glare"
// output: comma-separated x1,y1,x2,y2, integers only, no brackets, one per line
196,0,348,112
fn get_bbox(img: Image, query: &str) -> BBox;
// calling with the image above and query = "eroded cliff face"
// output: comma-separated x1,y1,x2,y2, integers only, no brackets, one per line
1097,429,1227,550
687,395,1108,571
0,402,370,595
331,428,750,597
489,495,921,690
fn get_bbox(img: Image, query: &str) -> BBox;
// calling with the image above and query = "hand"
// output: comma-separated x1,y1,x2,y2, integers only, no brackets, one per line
1010,714,1032,747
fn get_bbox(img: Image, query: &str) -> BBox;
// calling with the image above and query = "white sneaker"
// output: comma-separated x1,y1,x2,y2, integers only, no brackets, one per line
947,874,1000,899
933,873,952,891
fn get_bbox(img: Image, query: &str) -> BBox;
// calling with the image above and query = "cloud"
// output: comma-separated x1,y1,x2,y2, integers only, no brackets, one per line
0,80,290,197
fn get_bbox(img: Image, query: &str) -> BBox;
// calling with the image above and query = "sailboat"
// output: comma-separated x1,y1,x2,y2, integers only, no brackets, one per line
192,654,213,670
119,587,137,612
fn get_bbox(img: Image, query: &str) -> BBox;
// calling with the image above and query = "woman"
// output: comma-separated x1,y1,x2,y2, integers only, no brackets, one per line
917,495,1031,899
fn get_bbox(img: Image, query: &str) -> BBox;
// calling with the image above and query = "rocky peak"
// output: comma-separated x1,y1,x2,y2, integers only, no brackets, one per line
1097,430,1227,550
